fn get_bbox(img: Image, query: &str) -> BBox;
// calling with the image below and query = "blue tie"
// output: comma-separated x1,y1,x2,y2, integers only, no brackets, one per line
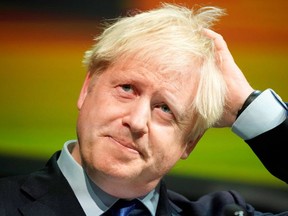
109,199,138,216
104,199,150,216
116,199,137,216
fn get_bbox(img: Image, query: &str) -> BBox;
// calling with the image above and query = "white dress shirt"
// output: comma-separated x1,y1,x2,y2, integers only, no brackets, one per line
232,89,287,140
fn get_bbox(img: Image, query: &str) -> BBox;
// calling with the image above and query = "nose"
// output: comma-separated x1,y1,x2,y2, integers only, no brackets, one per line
122,100,150,134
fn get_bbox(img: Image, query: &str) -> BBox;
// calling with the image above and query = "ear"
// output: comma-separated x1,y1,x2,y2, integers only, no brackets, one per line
180,134,203,159
77,72,92,110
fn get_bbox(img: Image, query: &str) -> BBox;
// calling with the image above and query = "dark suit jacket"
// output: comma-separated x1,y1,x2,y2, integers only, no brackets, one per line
0,116,287,216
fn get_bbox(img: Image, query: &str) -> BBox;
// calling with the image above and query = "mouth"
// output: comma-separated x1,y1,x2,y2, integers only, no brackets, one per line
108,136,140,154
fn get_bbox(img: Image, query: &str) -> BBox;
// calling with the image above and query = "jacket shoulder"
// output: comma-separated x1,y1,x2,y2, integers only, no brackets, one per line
167,189,251,215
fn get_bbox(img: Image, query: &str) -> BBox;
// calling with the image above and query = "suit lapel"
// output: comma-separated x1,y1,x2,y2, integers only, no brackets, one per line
156,180,183,216
19,202,57,216
18,151,85,216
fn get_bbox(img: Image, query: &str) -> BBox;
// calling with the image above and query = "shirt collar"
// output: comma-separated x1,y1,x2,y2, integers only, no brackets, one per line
57,140,159,216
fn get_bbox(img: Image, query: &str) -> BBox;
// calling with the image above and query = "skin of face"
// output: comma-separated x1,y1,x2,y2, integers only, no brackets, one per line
72,56,201,199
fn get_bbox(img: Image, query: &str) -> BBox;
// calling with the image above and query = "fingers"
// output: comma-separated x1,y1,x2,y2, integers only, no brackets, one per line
202,28,235,67
202,28,229,52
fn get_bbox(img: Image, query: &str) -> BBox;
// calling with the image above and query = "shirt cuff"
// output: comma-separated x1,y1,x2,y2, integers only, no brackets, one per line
232,89,287,140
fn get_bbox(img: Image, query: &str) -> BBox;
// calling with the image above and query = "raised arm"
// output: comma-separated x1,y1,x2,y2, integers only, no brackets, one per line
204,28,288,183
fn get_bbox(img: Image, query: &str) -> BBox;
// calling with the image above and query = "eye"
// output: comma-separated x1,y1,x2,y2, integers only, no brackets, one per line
160,104,172,114
116,84,136,99
154,103,175,123
121,84,133,92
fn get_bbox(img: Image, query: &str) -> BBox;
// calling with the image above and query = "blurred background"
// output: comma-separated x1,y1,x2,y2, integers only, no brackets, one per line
0,0,288,213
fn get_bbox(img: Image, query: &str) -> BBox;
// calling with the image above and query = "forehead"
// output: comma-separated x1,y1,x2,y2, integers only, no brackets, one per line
107,56,200,88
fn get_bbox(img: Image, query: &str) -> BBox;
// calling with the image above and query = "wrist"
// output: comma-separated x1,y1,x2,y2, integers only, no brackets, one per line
236,90,262,118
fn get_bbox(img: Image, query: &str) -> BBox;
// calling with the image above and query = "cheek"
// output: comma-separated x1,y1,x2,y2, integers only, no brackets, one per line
149,126,186,171
79,93,117,125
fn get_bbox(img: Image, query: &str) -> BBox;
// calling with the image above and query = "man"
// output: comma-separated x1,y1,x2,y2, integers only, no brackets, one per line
0,3,287,216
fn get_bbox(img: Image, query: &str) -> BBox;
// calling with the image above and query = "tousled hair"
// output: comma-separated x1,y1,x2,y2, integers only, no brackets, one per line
83,3,227,141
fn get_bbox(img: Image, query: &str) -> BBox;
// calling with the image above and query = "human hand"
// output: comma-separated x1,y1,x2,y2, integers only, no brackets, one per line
203,29,254,127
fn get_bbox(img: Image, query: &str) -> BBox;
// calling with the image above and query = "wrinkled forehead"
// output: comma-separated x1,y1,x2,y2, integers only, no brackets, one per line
109,54,201,111
113,51,202,80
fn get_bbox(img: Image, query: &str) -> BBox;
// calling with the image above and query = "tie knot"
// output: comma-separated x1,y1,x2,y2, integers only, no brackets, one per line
105,199,149,216
115,199,138,214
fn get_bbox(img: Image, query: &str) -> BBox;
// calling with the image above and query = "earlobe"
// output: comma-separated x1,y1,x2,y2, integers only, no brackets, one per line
77,72,92,110
180,141,196,159
180,134,203,159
